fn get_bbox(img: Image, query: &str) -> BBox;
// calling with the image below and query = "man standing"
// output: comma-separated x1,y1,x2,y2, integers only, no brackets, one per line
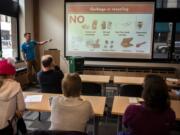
21,33,52,85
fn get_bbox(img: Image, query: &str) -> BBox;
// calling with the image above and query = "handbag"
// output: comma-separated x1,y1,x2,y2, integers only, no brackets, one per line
0,121,14,135
16,114,27,135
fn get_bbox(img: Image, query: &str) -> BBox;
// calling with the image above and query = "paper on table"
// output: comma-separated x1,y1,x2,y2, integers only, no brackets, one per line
137,98,144,102
129,98,138,104
166,78,178,82
25,95,43,103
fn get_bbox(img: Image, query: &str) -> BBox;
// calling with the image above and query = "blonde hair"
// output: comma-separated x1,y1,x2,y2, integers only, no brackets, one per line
62,73,82,97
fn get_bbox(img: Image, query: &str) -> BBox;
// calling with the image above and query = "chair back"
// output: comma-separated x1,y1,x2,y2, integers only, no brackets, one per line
120,84,143,97
82,82,101,96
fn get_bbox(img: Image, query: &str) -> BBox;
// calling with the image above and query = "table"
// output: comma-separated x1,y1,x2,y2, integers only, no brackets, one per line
112,96,180,120
80,74,110,95
114,76,144,85
24,92,106,135
113,76,144,95
80,74,110,84
114,76,180,87
112,96,180,133
166,78,180,88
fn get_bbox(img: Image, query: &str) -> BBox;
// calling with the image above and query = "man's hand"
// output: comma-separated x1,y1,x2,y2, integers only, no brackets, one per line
22,53,27,64
38,38,52,45
24,61,27,65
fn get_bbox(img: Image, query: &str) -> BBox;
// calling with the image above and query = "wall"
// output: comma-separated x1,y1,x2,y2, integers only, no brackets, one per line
19,0,35,64
19,0,34,42
38,0,68,72
19,0,25,44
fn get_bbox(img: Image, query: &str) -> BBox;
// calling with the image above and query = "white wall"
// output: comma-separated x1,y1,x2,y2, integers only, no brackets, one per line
19,0,25,44
25,0,34,37
19,0,34,43
38,0,68,72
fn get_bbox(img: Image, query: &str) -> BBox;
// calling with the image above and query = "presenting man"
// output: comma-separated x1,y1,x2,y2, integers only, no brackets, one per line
21,32,52,84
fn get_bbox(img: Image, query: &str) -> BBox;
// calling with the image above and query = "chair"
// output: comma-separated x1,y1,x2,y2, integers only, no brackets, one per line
28,130,88,135
82,82,102,96
119,84,143,97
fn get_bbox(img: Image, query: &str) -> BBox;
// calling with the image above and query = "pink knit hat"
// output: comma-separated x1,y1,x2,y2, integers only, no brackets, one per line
0,59,16,75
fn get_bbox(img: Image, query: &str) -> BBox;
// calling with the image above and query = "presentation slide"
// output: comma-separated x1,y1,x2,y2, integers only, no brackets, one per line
66,2,154,59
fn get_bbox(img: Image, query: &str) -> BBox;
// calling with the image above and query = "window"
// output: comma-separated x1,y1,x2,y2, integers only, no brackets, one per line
156,0,180,8
0,0,19,59
0,14,18,59
174,23,180,60
153,22,173,59
156,0,163,8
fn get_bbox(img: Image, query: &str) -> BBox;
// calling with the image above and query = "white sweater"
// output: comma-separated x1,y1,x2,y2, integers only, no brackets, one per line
0,79,25,129
50,96,94,132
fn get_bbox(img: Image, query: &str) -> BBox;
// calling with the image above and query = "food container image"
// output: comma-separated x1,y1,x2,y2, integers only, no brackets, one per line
101,21,106,30
107,21,112,29
121,37,133,48
104,40,109,49
92,20,98,30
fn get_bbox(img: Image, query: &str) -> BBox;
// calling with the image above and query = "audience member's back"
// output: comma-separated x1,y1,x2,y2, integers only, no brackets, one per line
0,59,25,135
50,73,94,132
38,69,63,93
122,104,175,135
121,74,176,135
37,55,64,93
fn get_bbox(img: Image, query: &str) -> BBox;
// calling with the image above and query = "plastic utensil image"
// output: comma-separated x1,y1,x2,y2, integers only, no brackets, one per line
136,41,146,47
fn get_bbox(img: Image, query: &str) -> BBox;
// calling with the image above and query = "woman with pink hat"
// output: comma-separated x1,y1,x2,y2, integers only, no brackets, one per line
0,58,25,135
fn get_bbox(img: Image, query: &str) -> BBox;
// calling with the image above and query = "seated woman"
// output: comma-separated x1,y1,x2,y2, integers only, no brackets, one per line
0,58,25,135
50,73,94,132
37,55,64,93
120,74,176,135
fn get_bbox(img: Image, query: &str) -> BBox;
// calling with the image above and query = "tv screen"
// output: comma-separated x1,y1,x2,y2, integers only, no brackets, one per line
65,2,155,59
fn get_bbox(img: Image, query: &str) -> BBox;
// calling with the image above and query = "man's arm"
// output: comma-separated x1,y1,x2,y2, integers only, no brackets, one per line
22,52,28,65
37,39,52,45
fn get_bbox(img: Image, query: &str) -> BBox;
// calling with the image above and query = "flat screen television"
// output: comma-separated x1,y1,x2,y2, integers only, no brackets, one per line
65,1,155,59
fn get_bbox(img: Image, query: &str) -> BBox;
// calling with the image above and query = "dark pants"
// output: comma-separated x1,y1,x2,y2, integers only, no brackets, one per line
0,124,13,135
27,60,38,83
